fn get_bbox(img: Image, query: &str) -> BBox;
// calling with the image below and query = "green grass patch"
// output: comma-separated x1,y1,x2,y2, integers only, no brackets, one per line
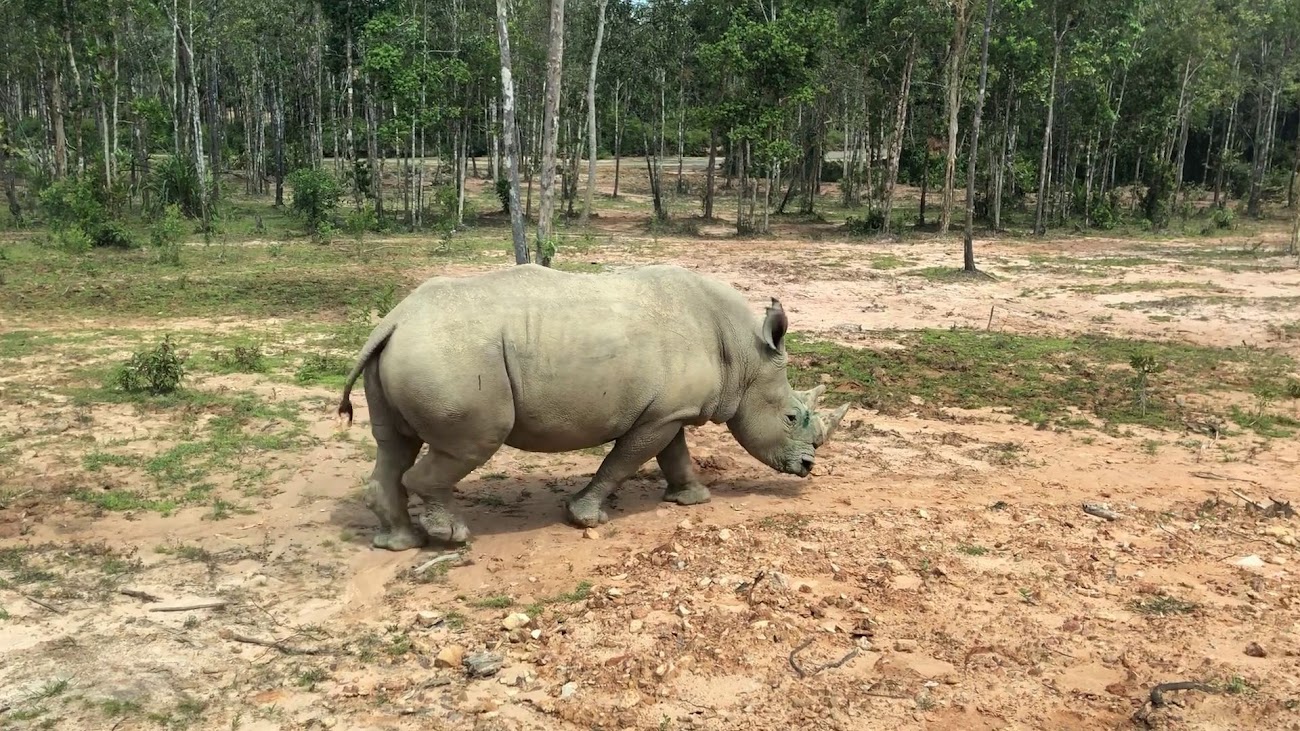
906,266,994,283
1066,280,1229,295
295,352,352,386
869,254,914,270
469,595,514,609
787,329,1296,434
1129,594,1198,616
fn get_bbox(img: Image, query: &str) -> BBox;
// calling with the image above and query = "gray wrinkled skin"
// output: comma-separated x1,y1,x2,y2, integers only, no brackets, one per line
336,263,849,551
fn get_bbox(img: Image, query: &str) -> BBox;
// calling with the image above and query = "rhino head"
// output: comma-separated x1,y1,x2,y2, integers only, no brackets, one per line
727,298,850,477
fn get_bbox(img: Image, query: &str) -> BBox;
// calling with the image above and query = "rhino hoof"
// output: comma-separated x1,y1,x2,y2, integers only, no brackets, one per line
664,483,712,506
565,499,609,529
418,510,471,545
373,528,428,552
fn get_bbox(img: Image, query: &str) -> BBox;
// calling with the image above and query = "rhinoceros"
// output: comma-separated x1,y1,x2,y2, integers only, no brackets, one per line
336,263,848,551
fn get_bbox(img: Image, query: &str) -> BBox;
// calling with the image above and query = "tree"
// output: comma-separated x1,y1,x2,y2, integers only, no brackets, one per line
963,0,995,272
496,0,528,263
535,0,566,266
581,0,608,224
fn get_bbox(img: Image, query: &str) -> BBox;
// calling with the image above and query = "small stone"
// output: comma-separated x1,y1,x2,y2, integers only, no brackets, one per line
612,573,628,581
917,509,930,520
1232,555,1266,569
416,610,443,627
530,629,542,640
630,619,644,633
1280,535,1297,547
606,587,624,598
464,650,504,678
248,574,269,587
697,578,712,588
584,528,602,540
855,636,873,651
768,572,792,591
502,613,532,630
1267,555,1287,565
561,681,578,699
679,519,695,530
1245,642,1267,658
718,529,733,541
435,644,466,668
894,639,918,652
676,604,690,617
798,584,813,594
750,620,769,629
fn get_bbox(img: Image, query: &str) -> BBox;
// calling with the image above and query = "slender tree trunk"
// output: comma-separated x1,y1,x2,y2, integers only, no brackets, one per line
0,132,21,223
1033,24,1066,235
612,78,622,197
535,0,567,266
367,87,382,218
582,0,608,223
1247,77,1279,218
495,0,528,263
274,81,284,207
883,38,918,233
50,66,68,179
704,126,717,218
675,77,686,194
963,0,994,272
940,0,971,234
346,24,357,206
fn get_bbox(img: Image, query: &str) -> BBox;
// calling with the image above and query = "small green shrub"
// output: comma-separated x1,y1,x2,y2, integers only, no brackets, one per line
287,168,342,238
55,226,93,254
820,160,844,183
150,204,186,266
213,342,267,373
145,156,205,219
1210,206,1233,230
495,178,511,213
844,211,886,235
39,176,136,249
295,353,351,384
115,336,186,395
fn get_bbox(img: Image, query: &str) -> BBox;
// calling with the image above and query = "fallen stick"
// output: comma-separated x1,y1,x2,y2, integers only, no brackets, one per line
1229,488,1269,511
411,552,468,575
1155,523,1196,549
788,638,860,679
148,600,229,613
745,570,766,605
1149,680,1218,708
218,628,327,655
119,588,162,603
24,594,64,614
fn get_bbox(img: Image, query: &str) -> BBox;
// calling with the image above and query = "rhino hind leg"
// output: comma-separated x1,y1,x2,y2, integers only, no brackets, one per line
656,428,712,506
567,423,682,528
404,447,498,545
362,372,426,551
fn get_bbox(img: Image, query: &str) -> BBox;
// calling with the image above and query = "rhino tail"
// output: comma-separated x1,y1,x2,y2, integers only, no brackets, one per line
337,318,399,428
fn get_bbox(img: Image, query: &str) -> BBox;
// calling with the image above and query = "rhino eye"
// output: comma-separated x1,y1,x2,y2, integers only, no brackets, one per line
785,413,797,424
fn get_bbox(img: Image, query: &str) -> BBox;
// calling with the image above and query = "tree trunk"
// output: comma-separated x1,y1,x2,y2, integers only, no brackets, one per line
1247,77,1279,218
367,88,382,218
274,82,284,207
675,77,686,194
613,78,622,197
704,126,717,219
50,66,68,179
489,98,500,181
963,0,994,272
495,0,528,263
883,38,918,234
1033,24,1066,235
582,0,608,223
940,0,971,234
0,131,21,223
346,24,357,206
535,0,567,266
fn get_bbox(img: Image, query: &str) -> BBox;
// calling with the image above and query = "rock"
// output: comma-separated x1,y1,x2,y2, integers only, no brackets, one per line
503,613,532,630
718,529,733,542
890,575,923,591
531,629,542,640
1245,642,1267,658
630,620,644,633
1232,555,1266,569
1267,556,1287,565
1281,535,1297,547
561,682,578,699
894,639,918,653
464,651,504,678
883,559,907,574
917,509,930,520
606,588,624,597
584,528,602,540
416,610,444,627
679,519,695,530
435,644,466,668
855,637,873,651
768,572,792,591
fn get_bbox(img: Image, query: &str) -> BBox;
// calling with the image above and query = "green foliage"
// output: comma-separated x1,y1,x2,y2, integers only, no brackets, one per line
1141,157,1176,231
495,178,511,213
287,168,342,238
844,211,886,235
145,156,205,219
150,204,186,267
114,336,186,396
212,342,267,373
295,353,351,385
1210,207,1234,230
38,176,135,249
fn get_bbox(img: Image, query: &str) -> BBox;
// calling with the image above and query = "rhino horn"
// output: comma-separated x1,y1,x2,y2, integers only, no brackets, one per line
819,403,850,443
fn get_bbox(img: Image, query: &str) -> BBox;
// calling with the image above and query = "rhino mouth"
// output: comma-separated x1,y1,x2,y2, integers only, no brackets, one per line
784,455,815,477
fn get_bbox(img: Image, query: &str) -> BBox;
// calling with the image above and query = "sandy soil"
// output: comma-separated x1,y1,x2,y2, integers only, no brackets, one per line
2,198,1300,731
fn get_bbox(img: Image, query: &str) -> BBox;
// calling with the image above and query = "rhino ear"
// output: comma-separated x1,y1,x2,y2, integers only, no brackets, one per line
762,298,788,353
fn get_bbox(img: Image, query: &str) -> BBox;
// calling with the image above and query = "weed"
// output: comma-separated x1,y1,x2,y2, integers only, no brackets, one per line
1142,439,1161,455
296,667,328,689
295,352,351,385
869,253,913,270
114,336,185,395
385,633,413,656
470,595,514,609
212,341,268,373
758,512,812,537
444,610,466,630
915,693,935,711
956,544,988,556
1222,675,1252,695
0,607,9,620
1128,353,1166,416
206,498,252,521
1129,594,1198,616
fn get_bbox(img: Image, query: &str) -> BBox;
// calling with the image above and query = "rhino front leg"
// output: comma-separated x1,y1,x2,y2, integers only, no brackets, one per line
566,424,681,528
657,428,711,506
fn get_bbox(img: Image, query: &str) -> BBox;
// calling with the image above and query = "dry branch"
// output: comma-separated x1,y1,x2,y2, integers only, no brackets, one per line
23,594,64,614
1082,502,1121,521
119,588,162,603
148,599,229,612
788,638,860,679
412,552,470,575
1149,680,1218,708
218,628,327,655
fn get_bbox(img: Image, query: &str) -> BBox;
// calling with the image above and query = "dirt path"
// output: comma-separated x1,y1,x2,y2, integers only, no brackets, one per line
1,232,1298,731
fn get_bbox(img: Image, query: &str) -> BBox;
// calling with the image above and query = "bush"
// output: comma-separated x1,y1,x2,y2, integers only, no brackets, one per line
844,211,886,235
1210,206,1234,230
150,204,186,266
295,353,351,384
38,176,136,249
495,178,511,213
820,160,844,183
287,168,341,238
114,336,185,395
213,341,267,373
1142,158,1175,231
1090,195,1119,230
145,155,205,219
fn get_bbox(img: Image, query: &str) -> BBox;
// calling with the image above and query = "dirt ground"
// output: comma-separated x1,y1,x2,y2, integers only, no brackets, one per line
2,176,1300,731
